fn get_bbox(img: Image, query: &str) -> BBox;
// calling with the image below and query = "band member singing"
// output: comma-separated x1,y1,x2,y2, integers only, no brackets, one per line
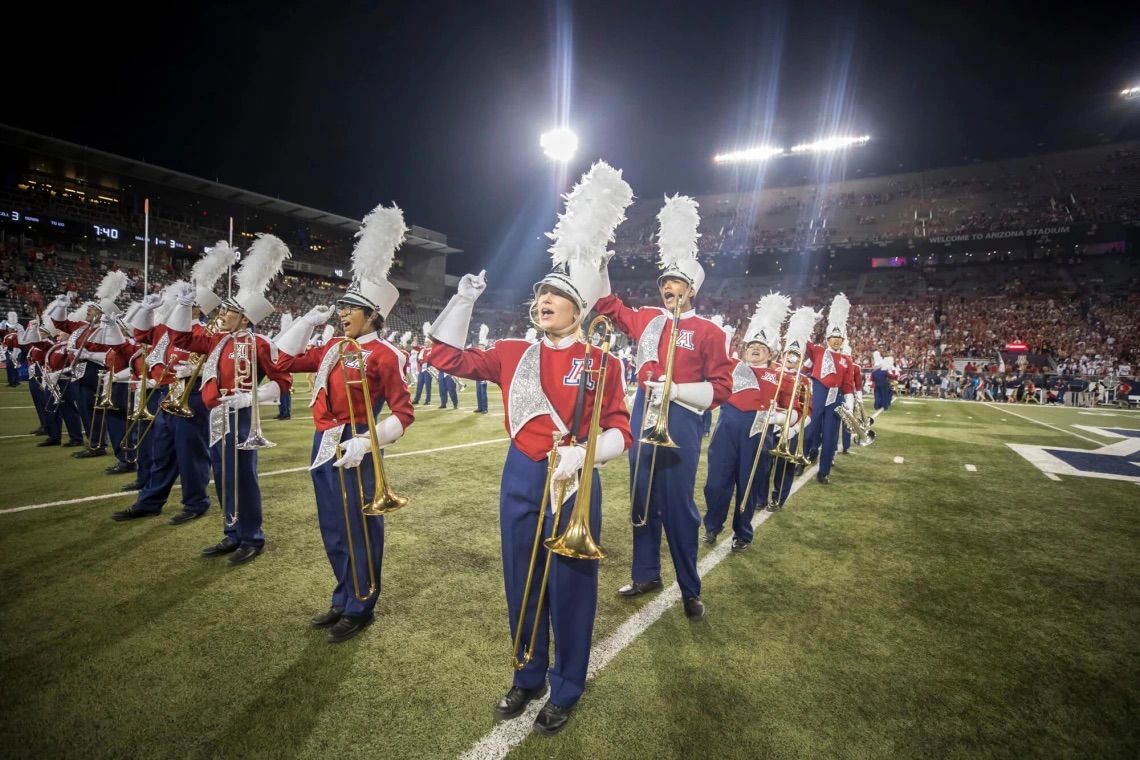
274,204,415,644
429,162,633,735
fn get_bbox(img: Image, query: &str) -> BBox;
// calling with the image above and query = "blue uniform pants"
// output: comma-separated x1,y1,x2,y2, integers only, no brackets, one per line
502,445,601,708
413,370,432,404
766,440,798,507
871,370,889,410
105,382,130,464
29,376,47,429
702,404,771,544
46,379,84,444
136,387,212,515
130,385,164,486
278,392,292,419
210,405,264,547
6,360,20,386
309,426,385,618
475,380,488,412
629,387,703,599
66,363,103,447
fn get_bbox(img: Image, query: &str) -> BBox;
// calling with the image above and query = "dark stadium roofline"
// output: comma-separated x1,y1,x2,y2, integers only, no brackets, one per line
0,123,461,255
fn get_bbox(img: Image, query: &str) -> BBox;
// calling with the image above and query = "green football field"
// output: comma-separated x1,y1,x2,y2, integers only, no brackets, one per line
0,382,1137,759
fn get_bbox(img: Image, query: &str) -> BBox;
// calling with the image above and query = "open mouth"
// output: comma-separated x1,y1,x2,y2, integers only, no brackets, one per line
539,307,555,319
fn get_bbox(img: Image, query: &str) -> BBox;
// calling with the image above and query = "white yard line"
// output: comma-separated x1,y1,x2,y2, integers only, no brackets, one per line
0,434,35,440
0,437,510,515
984,403,1106,445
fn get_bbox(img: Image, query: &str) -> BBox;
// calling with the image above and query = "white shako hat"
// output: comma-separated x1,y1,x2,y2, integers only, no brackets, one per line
534,160,633,313
192,241,239,313
222,233,290,325
743,292,792,351
656,194,704,295
336,203,408,319
94,270,129,316
825,292,851,340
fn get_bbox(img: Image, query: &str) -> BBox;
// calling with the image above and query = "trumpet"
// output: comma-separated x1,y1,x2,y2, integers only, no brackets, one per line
512,316,612,670
630,298,683,528
334,337,408,603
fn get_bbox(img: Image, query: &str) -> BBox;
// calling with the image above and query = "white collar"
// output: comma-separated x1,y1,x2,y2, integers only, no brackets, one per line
542,333,578,349
351,331,379,344
665,308,696,319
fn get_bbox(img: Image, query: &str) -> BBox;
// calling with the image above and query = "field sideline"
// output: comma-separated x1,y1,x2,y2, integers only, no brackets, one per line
0,382,1137,758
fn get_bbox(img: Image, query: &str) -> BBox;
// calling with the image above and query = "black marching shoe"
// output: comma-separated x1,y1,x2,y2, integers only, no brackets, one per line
816,473,829,485
731,537,751,552
703,530,719,547
111,507,159,522
168,510,203,526
683,596,706,619
31,427,46,436
327,614,373,643
121,481,143,492
228,545,263,566
766,500,783,513
105,462,136,475
201,538,240,557
62,440,84,448
495,684,548,721
36,439,61,447
310,606,345,629
533,700,573,736
617,578,664,598
74,447,107,459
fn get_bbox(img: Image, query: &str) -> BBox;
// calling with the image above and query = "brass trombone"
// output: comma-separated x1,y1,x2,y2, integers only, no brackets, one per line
120,353,156,465
767,360,812,508
334,337,409,603
88,369,118,451
630,298,683,527
512,316,612,670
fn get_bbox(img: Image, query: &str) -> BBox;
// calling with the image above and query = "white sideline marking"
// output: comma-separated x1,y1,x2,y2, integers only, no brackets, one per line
893,456,905,464
0,406,34,409
985,403,1105,445
0,437,510,515
964,464,977,472
0,434,35,440
1044,472,1062,482
460,410,884,760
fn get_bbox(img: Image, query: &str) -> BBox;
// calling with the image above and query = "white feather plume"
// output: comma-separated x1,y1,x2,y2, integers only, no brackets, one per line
872,350,883,369
353,203,407,284
826,292,851,332
478,323,489,344
422,321,431,338
546,160,633,269
192,242,238,289
6,310,16,325
236,233,290,298
524,327,538,343
95,271,129,302
67,301,94,322
746,292,791,344
656,194,701,269
783,306,822,353
400,330,412,347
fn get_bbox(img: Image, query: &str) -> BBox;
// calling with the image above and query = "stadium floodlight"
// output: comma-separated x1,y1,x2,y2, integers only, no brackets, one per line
1122,86,1140,99
790,135,871,154
714,146,785,164
540,127,579,162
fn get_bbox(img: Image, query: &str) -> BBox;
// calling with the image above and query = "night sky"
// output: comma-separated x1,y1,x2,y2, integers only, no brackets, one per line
3,0,1137,282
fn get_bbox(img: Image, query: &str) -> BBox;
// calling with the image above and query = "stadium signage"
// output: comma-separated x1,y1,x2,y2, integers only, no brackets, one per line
928,226,1071,244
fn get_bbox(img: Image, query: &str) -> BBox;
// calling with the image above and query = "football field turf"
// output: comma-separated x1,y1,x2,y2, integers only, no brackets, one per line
0,382,1137,758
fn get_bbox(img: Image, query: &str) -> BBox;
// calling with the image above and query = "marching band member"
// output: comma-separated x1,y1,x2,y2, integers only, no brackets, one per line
702,293,791,551
39,316,85,448
3,312,22,387
274,204,414,643
802,294,855,485
871,352,896,411
475,323,490,413
273,313,295,420
765,307,819,510
429,161,633,734
166,236,291,563
594,194,733,619
412,325,434,405
21,319,51,434
113,244,236,522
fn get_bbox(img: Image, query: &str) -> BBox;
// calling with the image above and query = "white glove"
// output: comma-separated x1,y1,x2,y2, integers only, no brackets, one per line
141,294,163,311
376,416,404,448
113,368,132,382
843,393,854,412
644,375,679,407
456,270,487,302
221,391,252,409
334,436,373,469
552,445,586,482
175,282,197,307
173,361,193,379
771,411,788,427
303,305,334,326
48,371,61,384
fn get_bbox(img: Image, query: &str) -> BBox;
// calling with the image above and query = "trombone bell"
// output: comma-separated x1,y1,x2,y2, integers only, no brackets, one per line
545,519,607,560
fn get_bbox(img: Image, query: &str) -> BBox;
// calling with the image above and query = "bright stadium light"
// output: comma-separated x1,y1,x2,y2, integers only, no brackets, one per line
714,146,785,164
790,135,871,154
1122,86,1140,99
540,127,579,162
